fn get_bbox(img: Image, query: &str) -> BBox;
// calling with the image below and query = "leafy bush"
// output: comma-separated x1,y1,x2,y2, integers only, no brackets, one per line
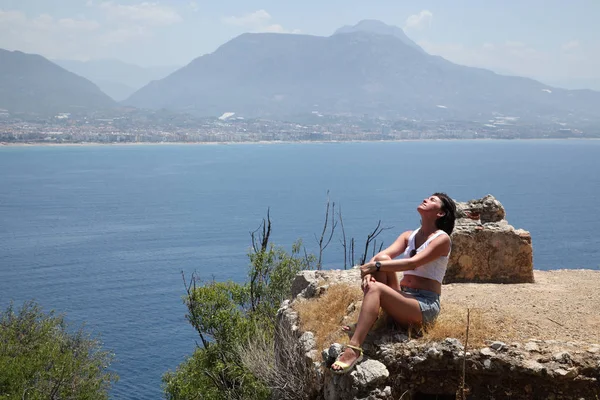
0,301,117,399
163,214,313,400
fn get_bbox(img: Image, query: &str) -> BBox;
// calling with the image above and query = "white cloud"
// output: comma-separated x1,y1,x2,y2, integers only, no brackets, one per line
0,5,173,60
189,2,199,12
0,9,26,25
57,17,101,31
561,40,580,51
261,24,301,34
404,10,433,31
97,2,182,27
0,10,100,33
222,9,271,29
222,10,299,34
0,9,105,59
262,24,285,33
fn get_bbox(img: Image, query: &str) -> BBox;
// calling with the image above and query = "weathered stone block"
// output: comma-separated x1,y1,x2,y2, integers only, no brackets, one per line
446,195,534,284
291,270,317,298
456,194,506,223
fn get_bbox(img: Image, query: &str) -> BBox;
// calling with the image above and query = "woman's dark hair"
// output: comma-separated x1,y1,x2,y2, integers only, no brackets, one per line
433,192,457,235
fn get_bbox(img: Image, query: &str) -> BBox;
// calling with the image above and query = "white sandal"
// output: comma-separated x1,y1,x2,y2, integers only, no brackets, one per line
330,344,364,375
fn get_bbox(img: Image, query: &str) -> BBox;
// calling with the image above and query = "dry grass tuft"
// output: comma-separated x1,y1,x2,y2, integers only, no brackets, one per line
423,301,516,347
239,326,312,400
293,284,516,351
293,283,363,351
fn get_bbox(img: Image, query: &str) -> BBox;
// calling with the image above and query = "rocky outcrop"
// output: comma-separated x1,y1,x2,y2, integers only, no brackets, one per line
349,337,599,400
455,194,506,223
276,270,600,400
447,195,534,284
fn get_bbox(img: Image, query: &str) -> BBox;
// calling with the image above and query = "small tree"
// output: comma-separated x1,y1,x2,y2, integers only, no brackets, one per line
0,301,117,400
163,213,313,400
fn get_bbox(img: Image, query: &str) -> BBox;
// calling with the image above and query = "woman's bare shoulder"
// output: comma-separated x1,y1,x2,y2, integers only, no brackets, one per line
396,230,413,242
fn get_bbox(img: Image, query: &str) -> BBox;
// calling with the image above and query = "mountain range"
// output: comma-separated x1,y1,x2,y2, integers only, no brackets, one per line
54,59,180,102
124,20,600,121
0,49,115,114
1,20,599,121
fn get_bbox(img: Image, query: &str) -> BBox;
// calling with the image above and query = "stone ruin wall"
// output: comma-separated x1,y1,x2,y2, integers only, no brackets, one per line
278,270,600,400
272,195,598,400
447,195,534,284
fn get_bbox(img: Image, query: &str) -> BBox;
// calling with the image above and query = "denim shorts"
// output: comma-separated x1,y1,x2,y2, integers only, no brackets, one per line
400,286,441,325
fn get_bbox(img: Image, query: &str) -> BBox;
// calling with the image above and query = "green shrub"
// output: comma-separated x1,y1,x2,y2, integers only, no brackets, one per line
0,301,117,400
163,214,313,400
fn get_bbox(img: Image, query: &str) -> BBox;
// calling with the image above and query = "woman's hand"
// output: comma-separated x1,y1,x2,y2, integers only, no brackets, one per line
360,262,375,278
361,274,376,292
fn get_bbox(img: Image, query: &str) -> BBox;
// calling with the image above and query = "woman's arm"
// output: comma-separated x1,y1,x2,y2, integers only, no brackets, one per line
369,230,412,262
360,234,451,277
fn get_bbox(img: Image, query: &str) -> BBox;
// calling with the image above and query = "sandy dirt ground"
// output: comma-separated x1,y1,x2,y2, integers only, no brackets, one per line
441,269,600,344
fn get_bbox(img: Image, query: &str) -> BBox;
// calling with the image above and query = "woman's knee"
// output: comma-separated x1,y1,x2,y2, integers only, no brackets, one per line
374,254,392,261
364,281,384,295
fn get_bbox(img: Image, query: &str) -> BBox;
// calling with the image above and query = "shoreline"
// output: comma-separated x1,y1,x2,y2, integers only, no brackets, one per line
2,137,599,147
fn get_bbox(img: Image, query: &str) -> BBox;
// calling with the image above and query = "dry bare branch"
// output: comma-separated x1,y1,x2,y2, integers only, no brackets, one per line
338,207,348,269
315,192,337,270
457,308,471,400
181,271,211,349
358,220,393,265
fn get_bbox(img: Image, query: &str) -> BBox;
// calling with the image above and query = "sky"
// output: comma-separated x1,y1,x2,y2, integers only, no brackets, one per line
0,0,598,90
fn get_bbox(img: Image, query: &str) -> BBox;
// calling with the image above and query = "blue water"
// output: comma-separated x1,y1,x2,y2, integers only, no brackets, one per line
1,140,599,398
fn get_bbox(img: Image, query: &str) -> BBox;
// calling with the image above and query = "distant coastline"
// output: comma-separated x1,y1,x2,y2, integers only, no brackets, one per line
2,138,599,147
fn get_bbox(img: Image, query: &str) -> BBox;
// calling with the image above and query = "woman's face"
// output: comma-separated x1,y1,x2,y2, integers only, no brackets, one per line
417,195,445,218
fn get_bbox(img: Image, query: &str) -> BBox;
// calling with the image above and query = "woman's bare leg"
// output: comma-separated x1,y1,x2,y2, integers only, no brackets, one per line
342,255,400,334
332,282,422,371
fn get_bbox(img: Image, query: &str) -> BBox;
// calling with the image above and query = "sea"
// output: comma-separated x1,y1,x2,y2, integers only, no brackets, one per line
1,140,599,399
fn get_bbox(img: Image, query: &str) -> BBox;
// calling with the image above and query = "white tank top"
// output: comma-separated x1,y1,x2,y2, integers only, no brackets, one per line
401,228,451,284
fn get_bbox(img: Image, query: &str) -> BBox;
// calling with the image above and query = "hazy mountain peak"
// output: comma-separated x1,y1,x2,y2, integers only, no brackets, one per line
0,48,115,114
124,32,600,122
333,19,424,53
